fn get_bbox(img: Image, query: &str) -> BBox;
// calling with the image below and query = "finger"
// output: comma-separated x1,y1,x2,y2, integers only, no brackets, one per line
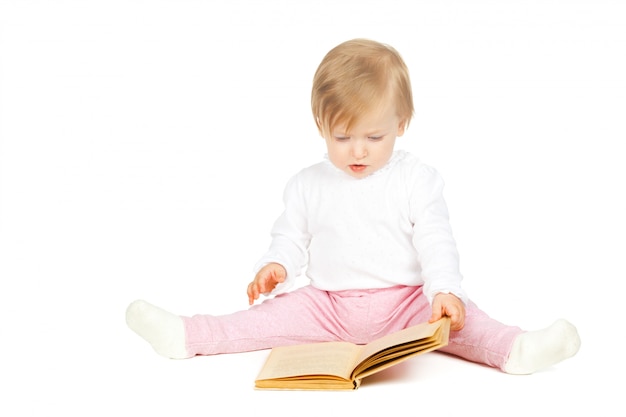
267,269,285,285
247,283,259,305
447,311,460,330
445,306,464,331
428,297,442,323
454,311,465,331
429,306,443,324
256,279,271,295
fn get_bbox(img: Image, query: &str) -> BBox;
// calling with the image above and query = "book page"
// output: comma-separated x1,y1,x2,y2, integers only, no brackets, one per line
255,341,360,381
355,319,446,367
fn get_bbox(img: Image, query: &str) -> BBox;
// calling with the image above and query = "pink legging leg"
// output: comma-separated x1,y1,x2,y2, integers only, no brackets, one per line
183,285,522,371
432,301,524,370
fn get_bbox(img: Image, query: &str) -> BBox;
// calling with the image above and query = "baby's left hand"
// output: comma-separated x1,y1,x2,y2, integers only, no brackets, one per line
429,293,465,331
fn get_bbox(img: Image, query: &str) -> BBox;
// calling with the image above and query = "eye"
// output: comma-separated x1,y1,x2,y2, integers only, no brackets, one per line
334,136,350,142
368,136,383,141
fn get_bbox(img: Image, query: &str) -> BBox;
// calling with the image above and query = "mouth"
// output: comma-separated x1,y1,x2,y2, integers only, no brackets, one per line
349,164,367,173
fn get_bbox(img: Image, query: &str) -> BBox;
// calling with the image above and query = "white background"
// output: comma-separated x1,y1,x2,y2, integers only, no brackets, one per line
1,0,624,416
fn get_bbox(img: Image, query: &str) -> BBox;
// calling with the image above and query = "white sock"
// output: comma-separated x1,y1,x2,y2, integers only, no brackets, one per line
125,299,190,359
504,319,581,375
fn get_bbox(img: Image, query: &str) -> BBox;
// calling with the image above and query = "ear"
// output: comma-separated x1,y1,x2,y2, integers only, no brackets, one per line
316,116,327,138
396,120,406,137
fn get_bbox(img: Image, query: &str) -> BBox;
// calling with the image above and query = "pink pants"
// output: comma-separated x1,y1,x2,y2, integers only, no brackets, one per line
183,285,523,371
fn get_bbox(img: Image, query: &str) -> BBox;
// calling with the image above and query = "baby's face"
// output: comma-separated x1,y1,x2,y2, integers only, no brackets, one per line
325,103,405,179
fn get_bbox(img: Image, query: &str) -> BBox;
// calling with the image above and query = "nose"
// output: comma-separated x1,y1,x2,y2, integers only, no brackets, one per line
351,140,367,160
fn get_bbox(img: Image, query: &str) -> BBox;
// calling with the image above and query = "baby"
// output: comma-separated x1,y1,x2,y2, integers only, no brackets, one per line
126,38,580,375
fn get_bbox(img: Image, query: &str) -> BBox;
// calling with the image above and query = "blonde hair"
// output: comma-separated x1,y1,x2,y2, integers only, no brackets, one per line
311,39,414,138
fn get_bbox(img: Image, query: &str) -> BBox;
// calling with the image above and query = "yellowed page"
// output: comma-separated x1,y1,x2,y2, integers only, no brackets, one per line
255,341,360,382
354,339,443,380
355,318,448,367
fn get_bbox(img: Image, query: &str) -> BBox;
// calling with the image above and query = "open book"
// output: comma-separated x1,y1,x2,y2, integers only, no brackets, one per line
254,317,450,390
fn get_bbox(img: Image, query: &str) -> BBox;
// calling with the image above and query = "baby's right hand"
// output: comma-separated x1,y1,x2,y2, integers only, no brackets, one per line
247,263,287,305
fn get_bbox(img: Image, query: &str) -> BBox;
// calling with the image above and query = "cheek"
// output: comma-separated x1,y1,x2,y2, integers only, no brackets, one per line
327,149,344,165
375,143,395,163
325,142,343,159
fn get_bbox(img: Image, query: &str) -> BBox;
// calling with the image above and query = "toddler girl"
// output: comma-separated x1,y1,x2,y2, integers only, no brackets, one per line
126,38,580,375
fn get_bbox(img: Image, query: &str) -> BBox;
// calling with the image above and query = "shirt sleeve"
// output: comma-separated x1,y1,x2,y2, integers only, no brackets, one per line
409,164,468,305
253,173,311,295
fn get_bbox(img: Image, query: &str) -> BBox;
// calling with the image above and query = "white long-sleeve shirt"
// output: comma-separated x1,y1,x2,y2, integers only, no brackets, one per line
254,150,468,304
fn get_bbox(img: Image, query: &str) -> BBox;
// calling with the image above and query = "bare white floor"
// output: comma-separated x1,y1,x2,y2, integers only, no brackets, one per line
3,320,613,417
